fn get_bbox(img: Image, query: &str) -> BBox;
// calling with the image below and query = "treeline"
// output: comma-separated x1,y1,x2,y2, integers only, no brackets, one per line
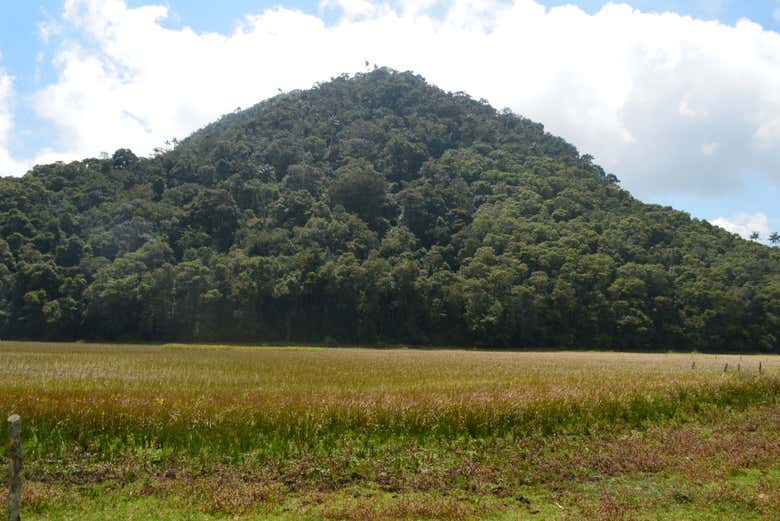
1,69,778,351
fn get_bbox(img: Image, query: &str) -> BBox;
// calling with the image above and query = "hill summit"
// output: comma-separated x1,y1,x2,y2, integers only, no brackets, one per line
1,68,778,351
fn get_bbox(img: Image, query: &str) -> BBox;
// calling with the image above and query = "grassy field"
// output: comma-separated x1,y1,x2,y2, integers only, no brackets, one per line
0,342,779,520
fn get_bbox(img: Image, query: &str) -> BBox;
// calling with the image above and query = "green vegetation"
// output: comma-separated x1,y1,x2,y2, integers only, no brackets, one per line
1,342,777,459
1,342,779,520
0,68,778,350
3,68,779,519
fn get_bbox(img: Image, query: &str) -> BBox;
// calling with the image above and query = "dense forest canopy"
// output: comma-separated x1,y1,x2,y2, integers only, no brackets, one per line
1,68,779,351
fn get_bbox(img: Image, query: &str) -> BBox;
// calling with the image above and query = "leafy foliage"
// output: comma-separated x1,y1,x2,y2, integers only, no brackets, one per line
1,68,778,351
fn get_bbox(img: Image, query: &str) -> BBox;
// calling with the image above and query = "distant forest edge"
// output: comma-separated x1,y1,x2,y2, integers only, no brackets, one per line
1,68,779,351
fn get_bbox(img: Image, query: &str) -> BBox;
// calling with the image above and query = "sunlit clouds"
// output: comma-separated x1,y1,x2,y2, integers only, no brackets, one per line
1,0,780,217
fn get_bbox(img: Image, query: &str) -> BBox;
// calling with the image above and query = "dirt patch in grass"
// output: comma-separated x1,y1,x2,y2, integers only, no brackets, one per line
13,405,779,520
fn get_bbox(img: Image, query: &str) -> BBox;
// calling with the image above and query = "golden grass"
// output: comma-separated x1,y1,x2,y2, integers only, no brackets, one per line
0,341,778,460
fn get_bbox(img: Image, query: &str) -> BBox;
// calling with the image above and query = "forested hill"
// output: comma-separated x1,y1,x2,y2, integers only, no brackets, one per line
1,68,779,351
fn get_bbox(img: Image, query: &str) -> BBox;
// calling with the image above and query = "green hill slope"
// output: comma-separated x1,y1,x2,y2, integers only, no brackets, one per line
1,68,778,350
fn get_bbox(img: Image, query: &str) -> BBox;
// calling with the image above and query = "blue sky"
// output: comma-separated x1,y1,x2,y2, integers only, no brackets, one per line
1,0,780,238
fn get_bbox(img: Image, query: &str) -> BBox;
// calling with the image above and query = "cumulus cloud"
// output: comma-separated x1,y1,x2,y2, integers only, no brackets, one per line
0,69,29,177
0,70,13,146
8,0,780,206
712,212,771,241
319,0,381,18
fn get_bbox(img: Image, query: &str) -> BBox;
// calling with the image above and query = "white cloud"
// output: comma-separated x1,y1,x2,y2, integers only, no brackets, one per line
38,19,63,43
701,142,719,156
319,0,380,18
0,71,12,145
5,0,780,207
0,69,29,177
712,212,771,241
396,0,442,16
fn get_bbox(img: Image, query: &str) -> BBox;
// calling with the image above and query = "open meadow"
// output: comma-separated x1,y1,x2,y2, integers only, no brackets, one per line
1,341,779,520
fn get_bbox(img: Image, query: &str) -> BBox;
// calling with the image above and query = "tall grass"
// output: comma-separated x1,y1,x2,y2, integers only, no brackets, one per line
1,342,778,462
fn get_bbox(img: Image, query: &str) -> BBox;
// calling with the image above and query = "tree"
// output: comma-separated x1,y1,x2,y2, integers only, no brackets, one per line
0,68,777,352
329,160,388,229
185,189,238,252
112,148,138,170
